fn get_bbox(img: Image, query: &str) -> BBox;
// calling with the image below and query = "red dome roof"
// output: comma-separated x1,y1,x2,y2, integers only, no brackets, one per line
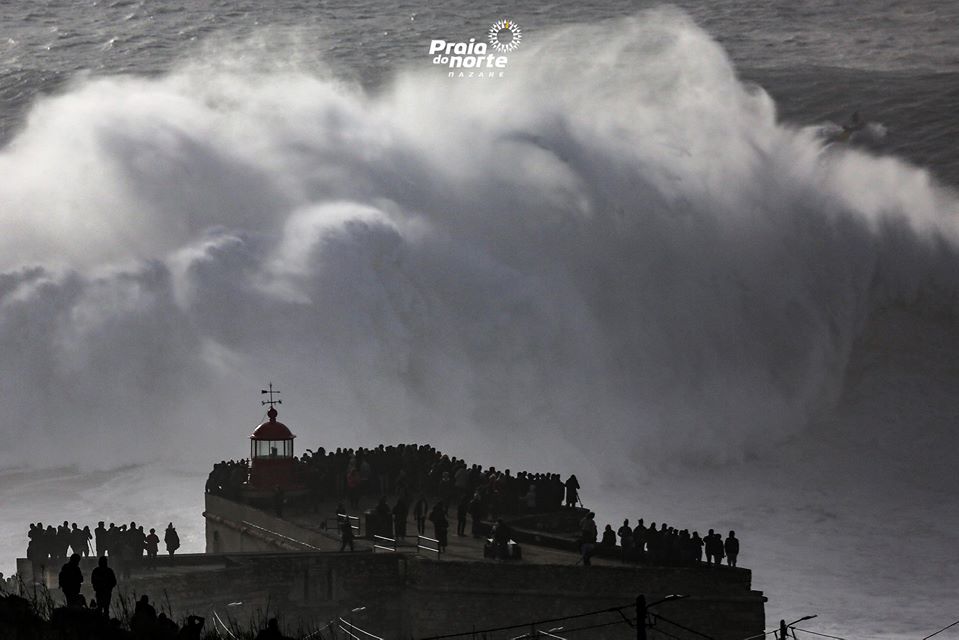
249,406,295,440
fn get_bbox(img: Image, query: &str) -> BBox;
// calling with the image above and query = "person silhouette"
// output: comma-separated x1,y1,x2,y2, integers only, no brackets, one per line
180,615,206,640
80,526,93,557
164,523,180,557
429,502,449,552
456,496,469,537
725,531,740,567
157,612,179,637
392,495,409,539
145,528,160,569
58,521,70,559
705,528,717,564
58,553,84,607
491,519,512,559
91,556,117,617
68,523,82,557
579,512,597,565
692,531,704,563
94,522,106,557
414,495,429,535
564,474,580,508
130,594,157,635
339,518,355,552
601,524,616,547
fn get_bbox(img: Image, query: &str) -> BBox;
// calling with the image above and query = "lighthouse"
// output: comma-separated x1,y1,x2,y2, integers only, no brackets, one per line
248,383,297,489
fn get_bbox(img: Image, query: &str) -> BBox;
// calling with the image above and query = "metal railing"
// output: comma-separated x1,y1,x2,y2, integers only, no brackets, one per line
416,534,441,559
338,617,384,640
325,513,362,538
372,535,396,553
239,520,322,551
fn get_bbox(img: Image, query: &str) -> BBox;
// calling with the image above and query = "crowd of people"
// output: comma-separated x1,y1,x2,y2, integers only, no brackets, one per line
206,459,249,500
581,513,741,567
206,441,745,569
27,521,181,578
358,490,529,556
212,443,580,557
208,443,581,518
0,572,16,593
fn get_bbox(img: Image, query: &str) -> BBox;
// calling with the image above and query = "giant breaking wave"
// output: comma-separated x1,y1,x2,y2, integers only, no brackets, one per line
1,9,957,479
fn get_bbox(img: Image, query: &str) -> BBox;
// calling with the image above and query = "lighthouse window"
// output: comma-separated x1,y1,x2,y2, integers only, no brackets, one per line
253,440,293,458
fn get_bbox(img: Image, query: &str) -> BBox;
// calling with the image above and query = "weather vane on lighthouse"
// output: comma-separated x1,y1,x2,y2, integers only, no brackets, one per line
261,382,282,410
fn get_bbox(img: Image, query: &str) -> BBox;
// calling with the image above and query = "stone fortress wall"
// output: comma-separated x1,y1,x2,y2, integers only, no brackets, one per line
16,493,765,639
199,494,765,639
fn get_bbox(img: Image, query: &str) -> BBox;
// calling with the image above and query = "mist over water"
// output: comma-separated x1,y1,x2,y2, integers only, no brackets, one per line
1,10,958,478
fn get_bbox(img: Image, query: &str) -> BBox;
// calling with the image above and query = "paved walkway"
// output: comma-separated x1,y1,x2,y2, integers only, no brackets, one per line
280,494,621,566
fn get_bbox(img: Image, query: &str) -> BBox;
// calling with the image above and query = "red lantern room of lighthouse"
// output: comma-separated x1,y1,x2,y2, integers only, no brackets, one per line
248,384,296,490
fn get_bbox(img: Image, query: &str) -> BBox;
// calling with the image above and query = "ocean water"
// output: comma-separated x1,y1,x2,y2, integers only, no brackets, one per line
1,1,959,639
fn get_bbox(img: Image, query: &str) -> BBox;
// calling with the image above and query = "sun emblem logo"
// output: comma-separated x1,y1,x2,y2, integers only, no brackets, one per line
488,19,522,53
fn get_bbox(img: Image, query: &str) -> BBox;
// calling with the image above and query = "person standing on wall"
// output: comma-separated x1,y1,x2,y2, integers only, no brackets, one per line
724,531,739,567
144,528,160,569
164,523,180,557
564,474,580,508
